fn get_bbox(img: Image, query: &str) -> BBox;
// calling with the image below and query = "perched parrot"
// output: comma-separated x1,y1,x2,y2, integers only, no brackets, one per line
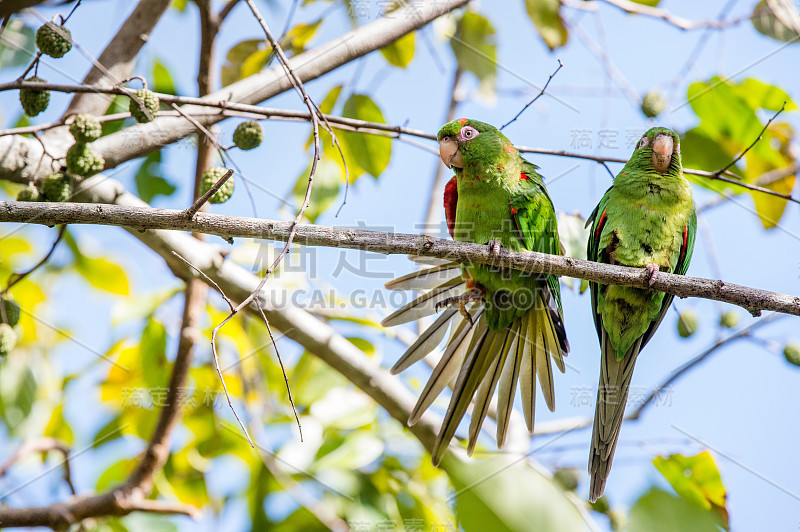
586,127,696,501
381,119,569,465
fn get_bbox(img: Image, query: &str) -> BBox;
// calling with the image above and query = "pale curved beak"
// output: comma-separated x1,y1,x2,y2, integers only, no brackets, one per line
439,137,462,168
651,134,674,173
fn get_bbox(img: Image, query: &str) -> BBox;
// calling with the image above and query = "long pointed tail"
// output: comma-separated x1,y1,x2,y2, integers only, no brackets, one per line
588,330,642,502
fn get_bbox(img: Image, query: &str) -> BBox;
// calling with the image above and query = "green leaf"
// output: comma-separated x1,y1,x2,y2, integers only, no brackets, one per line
152,58,177,95
653,451,729,527
140,318,169,389
319,84,343,114
441,453,590,532
0,19,35,69
292,157,343,222
74,256,130,295
222,39,265,86
628,488,725,532
630,0,660,5
171,0,188,12
450,12,497,82
525,0,569,50
341,94,391,177
751,0,800,43
93,414,125,448
44,404,74,445
282,19,323,55
737,78,797,111
102,96,129,135
682,76,798,227
135,151,176,203
380,31,415,67
96,458,137,491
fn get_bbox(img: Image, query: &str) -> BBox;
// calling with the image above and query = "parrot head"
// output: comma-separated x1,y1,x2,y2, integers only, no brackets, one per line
628,127,682,175
437,119,514,170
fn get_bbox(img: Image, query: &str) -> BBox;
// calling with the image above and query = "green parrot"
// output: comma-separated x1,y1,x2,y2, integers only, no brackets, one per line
586,127,697,501
382,119,569,465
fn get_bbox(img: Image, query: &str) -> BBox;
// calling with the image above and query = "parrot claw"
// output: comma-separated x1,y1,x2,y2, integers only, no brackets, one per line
436,292,485,324
645,263,660,289
487,240,502,259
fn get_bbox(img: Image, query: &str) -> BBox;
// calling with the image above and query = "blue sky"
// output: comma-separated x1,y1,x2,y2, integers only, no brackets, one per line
2,1,800,530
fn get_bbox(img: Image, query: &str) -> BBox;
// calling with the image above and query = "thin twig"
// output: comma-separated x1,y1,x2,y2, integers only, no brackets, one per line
628,313,785,419
183,169,234,219
0,437,76,496
171,251,235,312
212,0,323,443
254,296,303,441
591,0,747,30
500,59,564,130
715,102,786,176
2,225,66,296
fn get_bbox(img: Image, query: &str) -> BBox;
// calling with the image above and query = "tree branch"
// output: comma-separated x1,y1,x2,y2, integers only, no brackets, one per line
588,0,747,30
1,200,798,317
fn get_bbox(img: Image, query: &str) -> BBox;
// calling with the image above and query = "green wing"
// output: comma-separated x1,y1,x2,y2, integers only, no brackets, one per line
510,160,563,312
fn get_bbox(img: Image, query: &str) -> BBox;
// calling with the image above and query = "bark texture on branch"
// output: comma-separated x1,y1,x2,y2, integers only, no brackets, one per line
1,199,797,317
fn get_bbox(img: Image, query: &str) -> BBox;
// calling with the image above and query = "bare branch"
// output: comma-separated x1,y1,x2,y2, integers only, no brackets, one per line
501,59,564,130
588,0,747,30
0,437,76,496
2,224,66,296
2,200,798,317
715,102,786,177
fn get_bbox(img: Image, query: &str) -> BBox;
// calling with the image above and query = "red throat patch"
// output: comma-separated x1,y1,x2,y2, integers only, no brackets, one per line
519,173,529,181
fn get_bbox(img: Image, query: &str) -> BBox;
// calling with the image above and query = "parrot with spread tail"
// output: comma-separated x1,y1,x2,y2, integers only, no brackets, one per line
381,119,569,465
586,127,696,501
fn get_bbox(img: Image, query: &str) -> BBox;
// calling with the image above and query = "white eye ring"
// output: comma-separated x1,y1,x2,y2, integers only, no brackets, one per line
458,126,479,142
638,136,649,149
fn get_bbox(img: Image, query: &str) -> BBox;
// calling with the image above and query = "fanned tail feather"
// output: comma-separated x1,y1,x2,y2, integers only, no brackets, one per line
383,266,569,464
384,263,462,291
588,329,642,502
408,309,483,425
380,277,464,327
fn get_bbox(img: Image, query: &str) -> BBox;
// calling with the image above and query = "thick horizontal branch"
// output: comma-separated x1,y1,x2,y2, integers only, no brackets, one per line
1,200,797,317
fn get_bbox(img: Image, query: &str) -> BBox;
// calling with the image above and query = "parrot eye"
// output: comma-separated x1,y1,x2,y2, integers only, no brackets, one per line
638,136,650,149
458,126,479,142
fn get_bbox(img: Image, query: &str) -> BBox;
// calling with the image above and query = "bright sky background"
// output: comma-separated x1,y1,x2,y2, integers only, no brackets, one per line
2,1,800,530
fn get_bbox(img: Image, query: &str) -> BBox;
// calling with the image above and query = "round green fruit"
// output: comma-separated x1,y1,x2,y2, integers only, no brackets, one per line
608,510,627,532
66,143,105,177
36,22,72,58
783,343,800,367
42,172,72,202
641,90,666,118
0,324,16,356
1,299,21,327
19,77,50,117
128,89,159,123
199,166,234,204
552,468,579,491
69,113,102,143
719,311,739,329
677,310,698,338
233,120,264,150
17,185,41,202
